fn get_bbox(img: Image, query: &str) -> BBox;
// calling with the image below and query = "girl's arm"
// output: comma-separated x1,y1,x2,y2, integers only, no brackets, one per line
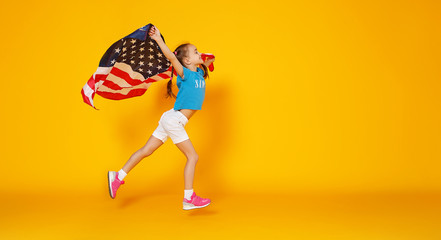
148,26,184,79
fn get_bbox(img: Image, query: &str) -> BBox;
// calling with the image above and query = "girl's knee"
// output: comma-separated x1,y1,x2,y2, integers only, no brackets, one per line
187,153,199,163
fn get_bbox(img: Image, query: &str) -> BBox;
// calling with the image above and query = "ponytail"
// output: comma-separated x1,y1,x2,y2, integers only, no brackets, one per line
166,66,176,99
199,63,209,79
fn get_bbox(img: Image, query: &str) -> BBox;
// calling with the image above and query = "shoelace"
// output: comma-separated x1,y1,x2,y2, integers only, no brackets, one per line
194,195,205,203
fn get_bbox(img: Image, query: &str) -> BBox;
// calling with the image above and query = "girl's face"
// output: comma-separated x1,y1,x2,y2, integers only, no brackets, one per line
186,45,204,65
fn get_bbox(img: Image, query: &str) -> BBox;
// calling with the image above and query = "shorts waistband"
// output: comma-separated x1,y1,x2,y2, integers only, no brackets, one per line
171,108,189,123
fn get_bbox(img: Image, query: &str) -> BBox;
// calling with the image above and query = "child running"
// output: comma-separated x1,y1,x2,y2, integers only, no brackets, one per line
107,25,215,210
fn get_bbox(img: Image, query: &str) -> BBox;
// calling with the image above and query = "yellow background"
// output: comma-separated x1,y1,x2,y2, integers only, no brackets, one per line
1,0,440,239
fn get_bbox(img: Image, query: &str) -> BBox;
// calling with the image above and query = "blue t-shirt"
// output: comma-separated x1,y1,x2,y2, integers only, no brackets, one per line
174,66,206,110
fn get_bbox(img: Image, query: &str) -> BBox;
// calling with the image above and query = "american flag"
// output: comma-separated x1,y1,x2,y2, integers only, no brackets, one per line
81,24,215,109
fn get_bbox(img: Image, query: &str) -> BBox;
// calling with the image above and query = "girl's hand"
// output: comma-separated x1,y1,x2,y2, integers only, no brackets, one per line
204,56,215,65
148,25,161,42
206,56,215,64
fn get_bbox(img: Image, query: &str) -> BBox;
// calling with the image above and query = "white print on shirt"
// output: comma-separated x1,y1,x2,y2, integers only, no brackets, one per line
195,79,205,88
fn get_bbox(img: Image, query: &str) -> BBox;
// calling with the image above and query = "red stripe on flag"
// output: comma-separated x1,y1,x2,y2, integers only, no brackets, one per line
95,74,108,81
157,73,170,79
102,79,123,90
110,67,144,86
87,75,96,90
96,88,148,100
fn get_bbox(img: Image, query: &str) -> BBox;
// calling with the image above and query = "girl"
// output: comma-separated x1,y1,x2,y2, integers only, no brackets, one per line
107,25,215,210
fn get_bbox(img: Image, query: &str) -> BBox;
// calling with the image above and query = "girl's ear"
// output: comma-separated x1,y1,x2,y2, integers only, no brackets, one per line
183,57,191,66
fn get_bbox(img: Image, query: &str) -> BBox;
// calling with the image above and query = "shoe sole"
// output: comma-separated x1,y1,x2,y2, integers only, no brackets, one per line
108,171,115,199
183,202,211,210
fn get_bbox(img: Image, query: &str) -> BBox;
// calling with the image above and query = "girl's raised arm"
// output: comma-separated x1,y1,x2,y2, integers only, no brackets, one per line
148,26,184,79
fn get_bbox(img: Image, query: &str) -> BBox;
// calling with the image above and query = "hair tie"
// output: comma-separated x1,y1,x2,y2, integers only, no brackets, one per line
173,51,177,55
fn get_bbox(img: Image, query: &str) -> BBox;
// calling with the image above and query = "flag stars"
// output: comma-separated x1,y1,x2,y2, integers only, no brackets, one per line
109,37,169,76
96,31,172,86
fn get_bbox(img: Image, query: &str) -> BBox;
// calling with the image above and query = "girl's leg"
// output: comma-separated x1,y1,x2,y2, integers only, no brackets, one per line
175,139,198,190
121,135,164,174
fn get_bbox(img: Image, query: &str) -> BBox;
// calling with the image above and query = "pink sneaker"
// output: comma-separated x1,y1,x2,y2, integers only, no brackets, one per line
183,192,211,210
108,171,125,199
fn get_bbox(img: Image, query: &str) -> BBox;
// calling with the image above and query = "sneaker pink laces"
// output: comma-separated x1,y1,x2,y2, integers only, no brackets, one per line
108,171,125,199
183,192,211,210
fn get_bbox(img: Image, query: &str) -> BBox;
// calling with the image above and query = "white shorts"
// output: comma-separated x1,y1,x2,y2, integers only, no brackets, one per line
152,108,189,144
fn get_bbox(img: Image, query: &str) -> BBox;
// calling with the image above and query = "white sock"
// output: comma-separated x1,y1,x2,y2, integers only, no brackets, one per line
184,189,194,200
118,169,127,181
